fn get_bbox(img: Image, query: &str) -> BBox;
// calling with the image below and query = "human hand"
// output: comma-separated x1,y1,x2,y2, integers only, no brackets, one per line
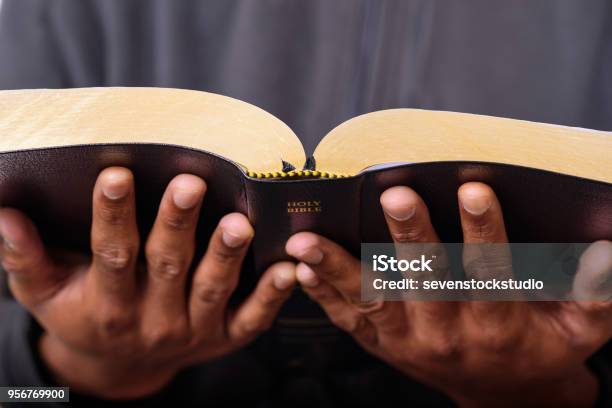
286,182,612,407
0,167,296,399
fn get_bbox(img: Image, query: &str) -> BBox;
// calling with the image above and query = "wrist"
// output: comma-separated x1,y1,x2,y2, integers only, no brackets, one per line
450,366,598,408
38,333,178,400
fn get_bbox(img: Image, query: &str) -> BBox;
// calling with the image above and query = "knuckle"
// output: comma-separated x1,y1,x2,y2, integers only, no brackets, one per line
143,327,173,349
465,258,512,280
464,259,494,280
143,322,189,349
193,281,233,304
421,336,461,360
568,330,605,351
8,277,63,307
146,249,186,280
211,246,240,266
1,256,28,275
93,245,136,270
98,203,131,226
161,211,194,231
391,228,425,243
464,219,497,240
353,299,386,316
255,291,280,308
333,314,368,336
579,301,612,316
309,287,336,302
235,320,268,337
96,309,136,337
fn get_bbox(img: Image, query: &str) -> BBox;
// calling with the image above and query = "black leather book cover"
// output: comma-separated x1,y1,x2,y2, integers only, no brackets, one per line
0,144,611,365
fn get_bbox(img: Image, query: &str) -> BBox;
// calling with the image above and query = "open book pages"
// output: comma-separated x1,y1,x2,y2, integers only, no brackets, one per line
1,87,610,182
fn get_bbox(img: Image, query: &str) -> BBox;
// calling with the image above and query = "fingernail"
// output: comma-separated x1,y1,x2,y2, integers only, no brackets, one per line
172,189,200,209
273,265,296,290
296,263,320,288
384,205,416,221
0,218,15,250
461,195,491,216
102,177,129,200
0,234,14,250
222,229,247,248
298,247,324,265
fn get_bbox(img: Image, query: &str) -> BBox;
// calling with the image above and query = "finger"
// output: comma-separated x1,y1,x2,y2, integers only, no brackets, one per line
380,186,439,245
286,232,361,303
0,208,63,307
144,174,206,322
286,233,404,338
380,186,442,280
572,241,612,311
90,167,140,304
296,262,379,346
458,182,508,244
189,213,253,332
458,182,523,321
380,186,458,330
228,262,296,346
558,241,612,350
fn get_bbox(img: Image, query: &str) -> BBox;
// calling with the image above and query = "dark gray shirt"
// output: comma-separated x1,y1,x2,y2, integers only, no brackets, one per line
0,0,610,406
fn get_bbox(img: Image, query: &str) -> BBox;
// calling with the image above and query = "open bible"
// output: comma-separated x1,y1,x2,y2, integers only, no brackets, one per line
1,87,611,356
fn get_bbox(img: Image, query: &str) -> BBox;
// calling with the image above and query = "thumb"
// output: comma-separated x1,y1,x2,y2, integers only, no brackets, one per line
558,241,612,352
0,208,63,307
572,240,612,310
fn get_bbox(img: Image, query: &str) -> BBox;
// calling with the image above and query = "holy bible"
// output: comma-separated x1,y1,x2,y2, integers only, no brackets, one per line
0,87,611,358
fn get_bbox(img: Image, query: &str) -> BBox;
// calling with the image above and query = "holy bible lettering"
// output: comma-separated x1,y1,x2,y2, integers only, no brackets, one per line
287,201,323,214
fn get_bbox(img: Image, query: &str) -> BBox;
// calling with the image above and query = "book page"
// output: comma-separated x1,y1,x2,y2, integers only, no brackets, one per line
0,87,306,174
314,109,612,183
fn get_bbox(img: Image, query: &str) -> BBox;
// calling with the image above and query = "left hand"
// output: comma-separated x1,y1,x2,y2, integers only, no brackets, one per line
0,168,297,399
286,182,612,408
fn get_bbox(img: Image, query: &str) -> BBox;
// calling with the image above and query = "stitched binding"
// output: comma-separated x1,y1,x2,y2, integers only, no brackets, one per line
246,170,349,179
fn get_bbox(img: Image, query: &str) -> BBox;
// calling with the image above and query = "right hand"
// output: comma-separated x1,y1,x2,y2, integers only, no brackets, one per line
0,167,297,399
286,184,612,408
